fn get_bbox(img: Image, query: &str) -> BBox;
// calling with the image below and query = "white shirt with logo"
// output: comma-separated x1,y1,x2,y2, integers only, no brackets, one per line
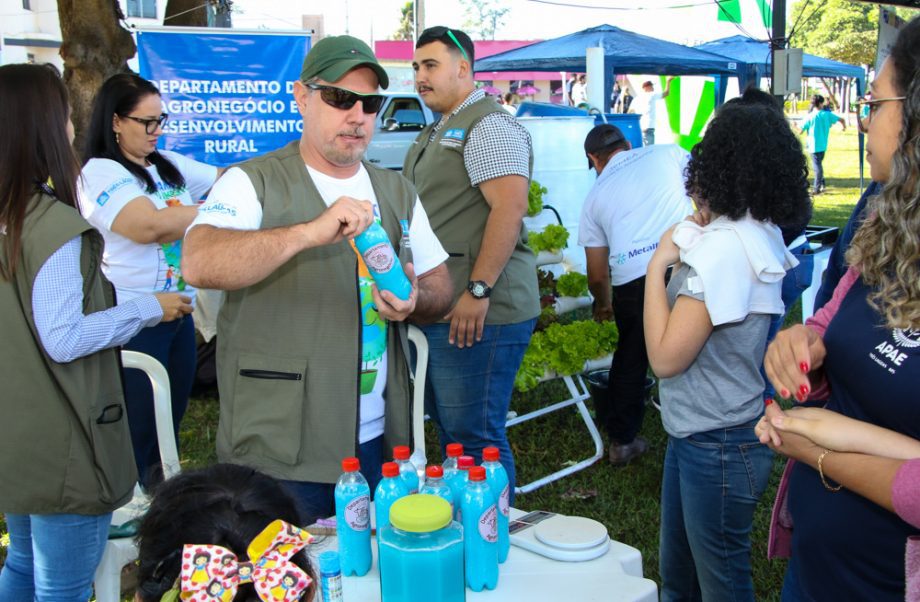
189,164,447,444
79,150,217,304
578,144,692,286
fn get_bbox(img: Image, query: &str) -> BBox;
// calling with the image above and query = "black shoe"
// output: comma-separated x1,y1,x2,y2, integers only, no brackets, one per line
609,436,649,466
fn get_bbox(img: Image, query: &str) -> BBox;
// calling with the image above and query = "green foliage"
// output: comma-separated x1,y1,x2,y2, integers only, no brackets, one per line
536,268,557,296
789,0,891,66
462,0,510,40
528,224,569,254
392,2,414,41
514,320,618,391
536,305,559,331
527,180,548,217
555,272,588,298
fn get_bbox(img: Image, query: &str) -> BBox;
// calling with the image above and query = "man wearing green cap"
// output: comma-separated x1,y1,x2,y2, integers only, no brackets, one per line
183,35,452,521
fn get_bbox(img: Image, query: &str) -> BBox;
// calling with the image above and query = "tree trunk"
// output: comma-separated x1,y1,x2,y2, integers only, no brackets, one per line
58,0,135,157
165,0,209,27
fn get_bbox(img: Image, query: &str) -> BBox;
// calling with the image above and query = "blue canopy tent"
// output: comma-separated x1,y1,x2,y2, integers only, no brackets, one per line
474,24,738,116
695,35,867,188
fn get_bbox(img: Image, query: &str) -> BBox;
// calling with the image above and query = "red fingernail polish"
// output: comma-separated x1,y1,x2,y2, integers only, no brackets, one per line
780,388,790,398
800,361,810,373
764,398,774,406
799,384,810,397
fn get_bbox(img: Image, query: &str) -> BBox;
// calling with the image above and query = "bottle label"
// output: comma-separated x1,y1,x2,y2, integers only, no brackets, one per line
322,574,343,601
345,494,370,531
499,484,510,517
479,505,498,543
362,242,394,274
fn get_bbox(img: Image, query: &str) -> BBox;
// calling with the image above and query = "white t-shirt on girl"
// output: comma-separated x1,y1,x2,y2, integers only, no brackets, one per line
79,150,217,304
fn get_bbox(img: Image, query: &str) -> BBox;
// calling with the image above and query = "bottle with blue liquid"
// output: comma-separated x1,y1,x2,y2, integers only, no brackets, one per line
482,446,511,563
419,465,454,514
441,443,463,483
449,455,474,521
461,466,499,591
353,221,412,301
334,457,372,576
375,461,409,532
393,445,419,494
318,550,344,602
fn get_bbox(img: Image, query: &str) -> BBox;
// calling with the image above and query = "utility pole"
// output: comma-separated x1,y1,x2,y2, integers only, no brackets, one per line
415,0,426,41
770,0,786,102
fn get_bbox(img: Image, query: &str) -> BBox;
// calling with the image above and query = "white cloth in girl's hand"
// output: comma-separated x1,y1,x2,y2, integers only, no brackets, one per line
671,214,796,326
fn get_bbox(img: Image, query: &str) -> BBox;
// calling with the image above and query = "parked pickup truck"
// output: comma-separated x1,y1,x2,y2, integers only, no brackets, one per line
365,93,438,170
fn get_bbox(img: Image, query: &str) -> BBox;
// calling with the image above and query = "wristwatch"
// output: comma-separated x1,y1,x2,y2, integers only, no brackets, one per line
467,280,492,299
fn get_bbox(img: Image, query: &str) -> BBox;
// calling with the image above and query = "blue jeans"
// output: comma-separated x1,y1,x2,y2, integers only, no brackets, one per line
281,435,384,525
642,128,655,146
0,512,112,602
659,418,774,602
421,318,536,505
810,152,825,192
763,244,814,399
123,314,196,489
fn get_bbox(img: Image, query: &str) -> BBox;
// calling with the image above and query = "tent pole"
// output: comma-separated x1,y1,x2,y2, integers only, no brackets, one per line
770,0,787,103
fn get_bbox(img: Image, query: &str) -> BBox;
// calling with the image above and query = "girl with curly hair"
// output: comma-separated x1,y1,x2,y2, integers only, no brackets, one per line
643,100,811,600
758,15,920,601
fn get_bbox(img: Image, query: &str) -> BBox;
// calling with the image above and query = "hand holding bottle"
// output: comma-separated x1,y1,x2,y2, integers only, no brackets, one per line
372,261,417,321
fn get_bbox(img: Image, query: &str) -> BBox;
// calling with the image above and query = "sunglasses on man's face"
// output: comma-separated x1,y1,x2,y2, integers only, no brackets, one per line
305,83,385,114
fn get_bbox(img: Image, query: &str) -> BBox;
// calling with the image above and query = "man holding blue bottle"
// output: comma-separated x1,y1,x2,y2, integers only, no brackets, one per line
182,36,452,523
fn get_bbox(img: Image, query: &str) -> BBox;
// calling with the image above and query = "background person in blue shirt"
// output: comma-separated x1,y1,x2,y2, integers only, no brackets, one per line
799,94,846,194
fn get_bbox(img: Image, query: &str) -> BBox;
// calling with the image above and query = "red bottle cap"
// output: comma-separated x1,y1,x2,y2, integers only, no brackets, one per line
457,455,475,469
426,465,443,478
382,462,399,478
469,466,486,481
446,443,464,457
483,447,500,462
393,445,410,460
342,457,360,472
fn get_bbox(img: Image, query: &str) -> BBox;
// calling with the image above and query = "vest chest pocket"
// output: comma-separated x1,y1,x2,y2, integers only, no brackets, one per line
231,354,308,466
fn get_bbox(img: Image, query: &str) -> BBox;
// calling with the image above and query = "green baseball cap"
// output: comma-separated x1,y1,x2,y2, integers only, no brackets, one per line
300,35,389,89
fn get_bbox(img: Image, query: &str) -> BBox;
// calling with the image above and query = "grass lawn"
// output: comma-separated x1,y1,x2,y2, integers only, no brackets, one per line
0,128,866,601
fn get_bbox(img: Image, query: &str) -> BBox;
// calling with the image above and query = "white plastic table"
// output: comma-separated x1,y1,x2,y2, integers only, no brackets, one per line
308,508,658,602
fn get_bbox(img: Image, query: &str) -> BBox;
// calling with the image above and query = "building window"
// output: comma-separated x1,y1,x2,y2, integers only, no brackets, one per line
127,0,157,19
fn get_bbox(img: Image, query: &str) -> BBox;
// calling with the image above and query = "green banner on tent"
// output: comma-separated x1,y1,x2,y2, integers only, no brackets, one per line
716,0,771,28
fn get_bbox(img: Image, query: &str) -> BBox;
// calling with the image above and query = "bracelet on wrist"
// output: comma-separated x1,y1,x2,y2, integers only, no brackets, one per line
817,448,842,492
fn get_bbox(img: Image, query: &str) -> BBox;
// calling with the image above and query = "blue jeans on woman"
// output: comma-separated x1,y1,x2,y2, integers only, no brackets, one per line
810,152,826,193
659,418,774,602
0,512,112,602
420,318,536,506
123,314,196,489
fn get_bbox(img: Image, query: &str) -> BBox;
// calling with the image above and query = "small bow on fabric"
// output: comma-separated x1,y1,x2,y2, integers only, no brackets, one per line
178,519,314,602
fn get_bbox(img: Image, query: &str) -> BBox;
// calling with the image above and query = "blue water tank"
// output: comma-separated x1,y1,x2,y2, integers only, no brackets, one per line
515,102,643,149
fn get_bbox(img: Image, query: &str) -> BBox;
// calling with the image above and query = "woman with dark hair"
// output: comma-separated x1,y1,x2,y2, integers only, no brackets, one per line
644,101,811,600
0,64,188,602
135,464,316,602
79,73,222,489
799,93,846,195
758,15,920,601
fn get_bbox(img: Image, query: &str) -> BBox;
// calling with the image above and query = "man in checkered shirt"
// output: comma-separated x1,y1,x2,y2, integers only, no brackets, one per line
403,26,539,503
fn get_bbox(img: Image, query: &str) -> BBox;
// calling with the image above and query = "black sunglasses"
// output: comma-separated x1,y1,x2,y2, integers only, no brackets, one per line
305,83,385,114
120,113,168,135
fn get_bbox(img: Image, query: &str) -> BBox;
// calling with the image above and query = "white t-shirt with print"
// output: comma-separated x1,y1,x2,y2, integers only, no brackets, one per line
189,164,448,444
578,144,692,286
79,149,217,304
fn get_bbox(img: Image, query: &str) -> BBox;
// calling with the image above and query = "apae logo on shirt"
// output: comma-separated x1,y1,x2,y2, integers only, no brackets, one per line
869,328,920,374
440,128,466,149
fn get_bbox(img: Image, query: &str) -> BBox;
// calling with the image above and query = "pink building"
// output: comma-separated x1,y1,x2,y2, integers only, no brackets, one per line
374,39,564,103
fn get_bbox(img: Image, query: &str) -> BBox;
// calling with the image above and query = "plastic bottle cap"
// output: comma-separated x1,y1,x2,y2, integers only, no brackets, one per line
446,443,464,457
389,494,452,532
341,457,360,472
483,447,500,462
318,550,340,574
393,445,410,460
469,466,486,481
382,462,399,478
457,455,475,469
426,465,443,478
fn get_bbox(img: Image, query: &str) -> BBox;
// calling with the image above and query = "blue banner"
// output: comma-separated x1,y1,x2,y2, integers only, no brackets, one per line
137,30,311,166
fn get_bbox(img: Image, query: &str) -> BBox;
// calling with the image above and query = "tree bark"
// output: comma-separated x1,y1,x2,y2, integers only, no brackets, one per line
165,0,209,27
58,0,135,157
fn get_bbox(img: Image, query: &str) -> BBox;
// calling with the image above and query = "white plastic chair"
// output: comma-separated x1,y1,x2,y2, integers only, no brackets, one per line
93,350,179,602
406,325,429,476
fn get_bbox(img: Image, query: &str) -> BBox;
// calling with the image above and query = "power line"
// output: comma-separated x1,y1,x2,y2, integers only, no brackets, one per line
712,0,758,40
523,0,733,11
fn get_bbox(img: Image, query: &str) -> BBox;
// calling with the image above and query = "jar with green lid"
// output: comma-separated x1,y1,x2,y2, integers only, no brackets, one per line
378,493,465,602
